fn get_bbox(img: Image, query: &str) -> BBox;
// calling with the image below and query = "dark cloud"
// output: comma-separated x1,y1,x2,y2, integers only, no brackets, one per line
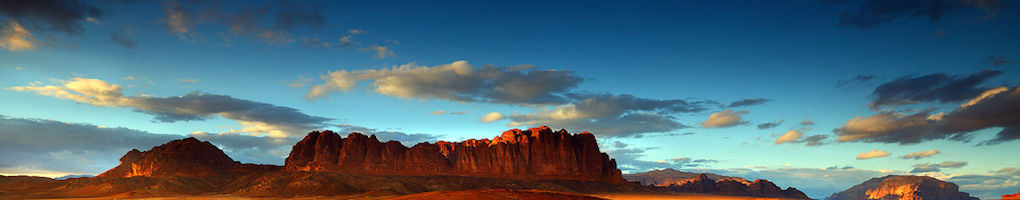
0,115,180,175
909,161,967,173
160,0,329,45
801,120,815,126
607,144,719,173
108,29,137,48
870,70,1003,109
802,135,830,146
836,74,877,88
838,0,1004,28
335,124,441,146
0,0,101,34
728,98,771,107
10,78,333,138
982,56,1011,66
757,120,783,129
510,93,718,138
946,167,1020,199
826,166,856,170
188,132,297,165
837,85,1020,145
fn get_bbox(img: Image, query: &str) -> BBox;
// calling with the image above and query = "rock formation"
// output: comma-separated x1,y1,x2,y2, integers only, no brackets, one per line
826,175,978,200
623,168,749,186
97,137,240,178
1004,190,1020,200
285,126,625,183
625,169,809,199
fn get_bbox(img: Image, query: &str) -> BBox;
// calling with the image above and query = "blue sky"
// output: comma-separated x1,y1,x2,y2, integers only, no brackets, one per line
1,0,1018,198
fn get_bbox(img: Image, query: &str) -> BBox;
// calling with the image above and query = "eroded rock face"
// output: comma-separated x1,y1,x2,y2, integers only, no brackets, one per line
826,175,978,200
1004,190,1020,200
627,169,809,199
97,137,239,178
284,126,625,183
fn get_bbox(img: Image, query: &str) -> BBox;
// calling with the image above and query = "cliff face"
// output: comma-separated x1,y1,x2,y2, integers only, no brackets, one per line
826,175,978,200
284,126,625,183
97,137,239,178
625,169,809,199
1004,190,1020,200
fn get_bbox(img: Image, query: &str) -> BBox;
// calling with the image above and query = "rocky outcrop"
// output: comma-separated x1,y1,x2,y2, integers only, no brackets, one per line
623,168,749,186
285,126,625,183
826,175,978,200
97,137,239,178
626,169,808,199
1004,190,1020,200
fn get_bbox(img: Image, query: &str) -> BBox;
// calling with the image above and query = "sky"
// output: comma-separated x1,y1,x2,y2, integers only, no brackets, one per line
0,0,1018,199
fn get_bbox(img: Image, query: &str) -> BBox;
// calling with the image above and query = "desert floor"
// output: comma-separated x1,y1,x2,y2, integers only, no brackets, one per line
29,193,797,200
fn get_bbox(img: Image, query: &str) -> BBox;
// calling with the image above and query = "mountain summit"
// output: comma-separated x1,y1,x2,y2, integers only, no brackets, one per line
285,126,625,182
826,175,978,200
97,137,239,178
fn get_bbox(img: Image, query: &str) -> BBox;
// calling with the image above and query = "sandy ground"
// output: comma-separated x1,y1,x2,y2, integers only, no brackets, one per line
594,193,796,200
27,193,797,200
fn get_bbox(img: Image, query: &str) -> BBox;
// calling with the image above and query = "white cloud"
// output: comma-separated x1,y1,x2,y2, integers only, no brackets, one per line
856,149,890,159
1,21,36,51
775,130,803,144
481,112,505,122
900,149,941,159
9,78,331,138
359,45,395,59
701,110,748,128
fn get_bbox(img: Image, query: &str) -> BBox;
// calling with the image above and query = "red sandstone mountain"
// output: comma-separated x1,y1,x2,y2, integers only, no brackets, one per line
826,175,977,200
624,169,809,199
286,126,624,182
1005,190,1020,200
98,137,240,178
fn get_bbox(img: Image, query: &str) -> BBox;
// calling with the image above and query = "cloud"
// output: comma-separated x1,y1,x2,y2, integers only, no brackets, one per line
188,131,297,165
869,70,1003,110
0,0,101,34
430,111,447,115
836,86,1020,145
0,21,35,51
910,161,967,173
606,144,719,173
774,129,830,146
801,120,814,126
108,28,137,48
836,74,877,88
757,120,783,129
0,115,180,176
678,167,903,199
335,124,440,146
177,78,200,83
900,149,941,159
306,61,582,105
9,78,332,138
775,130,804,144
159,1,327,45
982,56,1011,66
856,149,890,159
359,45,395,59
287,76,314,88
838,0,1004,28
702,110,748,128
508,93,716,138
728,98,770,107
480,112,505,122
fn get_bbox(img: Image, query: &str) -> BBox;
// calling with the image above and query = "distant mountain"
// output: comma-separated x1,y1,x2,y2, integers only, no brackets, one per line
624,169,809,199
624,168,750,186
826,175,978,200
53,175,93,180
1003,190,1020,200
